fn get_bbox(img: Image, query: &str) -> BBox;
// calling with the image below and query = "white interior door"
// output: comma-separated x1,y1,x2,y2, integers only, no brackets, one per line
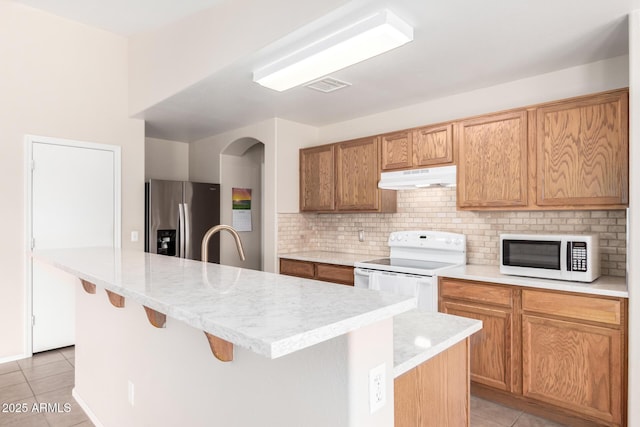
31,140,117,353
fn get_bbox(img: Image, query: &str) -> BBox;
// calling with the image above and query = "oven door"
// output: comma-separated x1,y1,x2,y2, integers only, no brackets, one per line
353,268,436,312
354,267,374,289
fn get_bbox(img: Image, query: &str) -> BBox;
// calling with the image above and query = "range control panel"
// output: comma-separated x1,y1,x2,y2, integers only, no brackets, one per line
388,231,465,250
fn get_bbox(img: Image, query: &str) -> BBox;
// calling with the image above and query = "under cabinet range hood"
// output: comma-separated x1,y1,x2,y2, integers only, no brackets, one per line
378,165,456,189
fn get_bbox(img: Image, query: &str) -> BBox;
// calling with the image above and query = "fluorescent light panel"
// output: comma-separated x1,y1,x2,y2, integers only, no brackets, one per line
253,9,413,91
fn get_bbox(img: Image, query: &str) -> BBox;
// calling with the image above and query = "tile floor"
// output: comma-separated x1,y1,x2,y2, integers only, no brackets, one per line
471,395,567,427
1,348,565,427
0,347,92,427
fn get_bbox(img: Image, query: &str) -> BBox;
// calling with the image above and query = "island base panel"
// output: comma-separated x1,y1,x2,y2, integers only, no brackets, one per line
394,338,470,427
72,285,395,427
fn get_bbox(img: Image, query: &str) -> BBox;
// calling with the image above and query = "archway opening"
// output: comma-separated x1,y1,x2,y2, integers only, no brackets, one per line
220,137,264,271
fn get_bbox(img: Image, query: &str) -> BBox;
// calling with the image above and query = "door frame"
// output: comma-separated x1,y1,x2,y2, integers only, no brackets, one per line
24,135,121,356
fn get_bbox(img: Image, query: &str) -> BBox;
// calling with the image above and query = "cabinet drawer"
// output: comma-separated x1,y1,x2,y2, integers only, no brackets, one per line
522,290,621,326
279,259,315,279
440,278,513,308
316,263,354,286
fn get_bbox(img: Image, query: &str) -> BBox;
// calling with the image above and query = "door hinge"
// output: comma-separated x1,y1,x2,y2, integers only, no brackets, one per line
31,160,35,171
31,238,35,250
32,315,35,326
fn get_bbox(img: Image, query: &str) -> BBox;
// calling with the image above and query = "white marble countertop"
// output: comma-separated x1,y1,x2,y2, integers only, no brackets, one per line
393,310,482,378
440,264,628,298
279,251,376,267
33,248,416,359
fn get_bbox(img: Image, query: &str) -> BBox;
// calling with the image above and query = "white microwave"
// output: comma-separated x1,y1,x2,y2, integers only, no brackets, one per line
499,234,600,282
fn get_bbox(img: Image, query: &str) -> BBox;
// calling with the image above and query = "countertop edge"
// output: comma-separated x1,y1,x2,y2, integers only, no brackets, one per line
269,298,418,359
33,251,417,359
392,311,483,378
393,320,482,378
278,251,371,267
439,265,628,298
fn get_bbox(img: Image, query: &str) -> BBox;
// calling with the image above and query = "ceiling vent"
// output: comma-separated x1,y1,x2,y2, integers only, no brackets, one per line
305,77,351,93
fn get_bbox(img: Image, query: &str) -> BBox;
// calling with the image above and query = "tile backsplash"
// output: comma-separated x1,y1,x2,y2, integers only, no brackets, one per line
278,187,627,277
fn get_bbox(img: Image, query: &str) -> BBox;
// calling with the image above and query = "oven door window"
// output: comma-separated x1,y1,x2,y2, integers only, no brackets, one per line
502,240,561,270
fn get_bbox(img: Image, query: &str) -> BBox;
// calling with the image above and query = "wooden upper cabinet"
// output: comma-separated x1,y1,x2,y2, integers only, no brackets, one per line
413,123,454,167
380,124,454,171
457,110,529,209
335,137,380,211
381,130,413,171
299,145,335,211
536,90,629,208
299,138,396,213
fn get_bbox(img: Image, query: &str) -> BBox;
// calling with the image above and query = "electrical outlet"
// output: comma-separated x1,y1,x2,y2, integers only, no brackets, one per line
128,381,135,406
358,229,365,242
130,230,139,242
369,363,386,413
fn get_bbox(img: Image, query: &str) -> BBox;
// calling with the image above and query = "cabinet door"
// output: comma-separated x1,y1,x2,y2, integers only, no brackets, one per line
522,315,623,425
536,90,628,207
381,130,412,171
335,137,379,211
413,124,453,167
395,339,470,427
315,263,354,286
279,258,315,279
441,301,515,392
457,111,528,208
300,145,335,211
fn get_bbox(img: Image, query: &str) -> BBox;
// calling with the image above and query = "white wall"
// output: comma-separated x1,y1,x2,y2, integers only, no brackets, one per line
190,120,278,272
318,55,629,143
220,144,264,270
189,118,318,272
0,2,144,361
74,285,394,427
275,119,319,213
145,137,189,181
626,11,639,426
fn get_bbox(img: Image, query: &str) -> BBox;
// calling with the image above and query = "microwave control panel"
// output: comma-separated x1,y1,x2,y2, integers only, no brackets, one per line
569,241,587,272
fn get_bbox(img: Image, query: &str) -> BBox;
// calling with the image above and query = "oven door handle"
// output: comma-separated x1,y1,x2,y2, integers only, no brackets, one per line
354,268,374,277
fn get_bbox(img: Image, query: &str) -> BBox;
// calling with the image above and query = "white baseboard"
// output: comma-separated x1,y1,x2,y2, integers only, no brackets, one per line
0,353,28,364
72,387,104,427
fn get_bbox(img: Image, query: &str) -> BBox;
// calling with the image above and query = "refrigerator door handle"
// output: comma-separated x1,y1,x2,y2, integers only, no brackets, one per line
183,203,191,260
178,203,186,258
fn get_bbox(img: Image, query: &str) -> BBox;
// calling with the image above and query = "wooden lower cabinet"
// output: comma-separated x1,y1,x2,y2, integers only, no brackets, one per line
395,338,470,427
441,301,515,392
522,315,623,425
279,258,354,286
439,277,627,427
279,258,315,279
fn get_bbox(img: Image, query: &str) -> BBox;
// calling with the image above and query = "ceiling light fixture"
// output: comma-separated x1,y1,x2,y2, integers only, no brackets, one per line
253,9,413,92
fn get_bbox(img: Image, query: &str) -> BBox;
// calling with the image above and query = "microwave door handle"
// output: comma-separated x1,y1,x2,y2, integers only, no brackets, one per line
566,241,572,272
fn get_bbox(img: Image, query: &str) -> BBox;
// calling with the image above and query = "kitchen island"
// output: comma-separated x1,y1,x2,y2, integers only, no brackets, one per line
33,247,480,427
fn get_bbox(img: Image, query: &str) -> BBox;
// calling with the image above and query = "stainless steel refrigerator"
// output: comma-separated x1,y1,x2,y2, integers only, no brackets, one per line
145,180,220,263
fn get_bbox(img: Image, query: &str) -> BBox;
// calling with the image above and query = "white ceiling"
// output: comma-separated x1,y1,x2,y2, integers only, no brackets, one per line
14,0,225,35
14,0,640,142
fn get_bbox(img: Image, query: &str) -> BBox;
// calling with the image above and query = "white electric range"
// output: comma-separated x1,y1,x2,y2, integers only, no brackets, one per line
354,230,466,312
